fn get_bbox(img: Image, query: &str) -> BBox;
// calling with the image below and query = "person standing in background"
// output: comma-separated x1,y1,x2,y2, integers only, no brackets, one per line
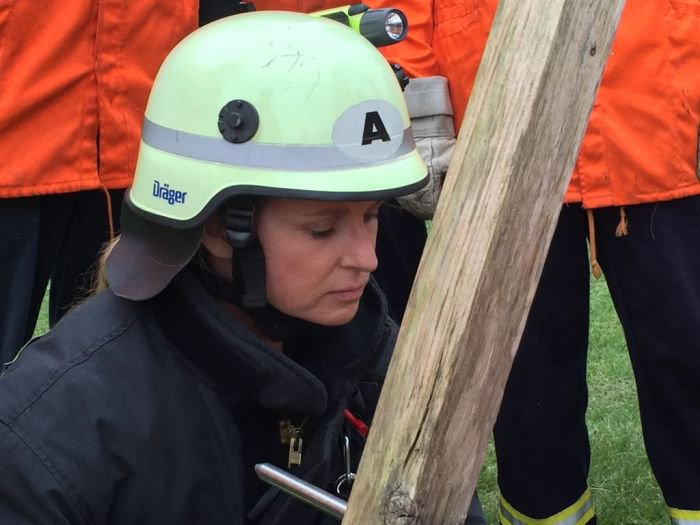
383,1,700,523
0,2,198,364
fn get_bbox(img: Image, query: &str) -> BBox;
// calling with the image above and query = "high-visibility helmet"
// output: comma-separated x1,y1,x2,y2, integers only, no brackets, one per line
129,10,426,227
106,11,427,301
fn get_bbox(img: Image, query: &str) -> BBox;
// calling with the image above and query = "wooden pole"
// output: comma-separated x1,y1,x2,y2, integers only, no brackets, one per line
343,0,625,523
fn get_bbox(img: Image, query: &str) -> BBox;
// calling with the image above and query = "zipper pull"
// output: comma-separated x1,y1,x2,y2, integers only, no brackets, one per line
279,419,304,468
288,433,303,468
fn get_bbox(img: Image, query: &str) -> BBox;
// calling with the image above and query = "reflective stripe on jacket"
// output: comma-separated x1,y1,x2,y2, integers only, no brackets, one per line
381,0,700,209
0,1,198,198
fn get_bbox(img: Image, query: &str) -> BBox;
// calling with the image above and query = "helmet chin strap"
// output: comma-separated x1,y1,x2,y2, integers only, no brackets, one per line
191,196,312,342
224,197,267,309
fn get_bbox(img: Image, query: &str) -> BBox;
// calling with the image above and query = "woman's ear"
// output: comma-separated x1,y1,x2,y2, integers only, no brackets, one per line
201,215,233,260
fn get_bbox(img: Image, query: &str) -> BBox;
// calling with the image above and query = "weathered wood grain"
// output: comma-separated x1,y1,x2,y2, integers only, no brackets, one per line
343,1,625,523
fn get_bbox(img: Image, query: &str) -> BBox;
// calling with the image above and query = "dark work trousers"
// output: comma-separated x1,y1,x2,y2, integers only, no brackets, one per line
373,201,427,324
0,190,123,365
494,196,700,520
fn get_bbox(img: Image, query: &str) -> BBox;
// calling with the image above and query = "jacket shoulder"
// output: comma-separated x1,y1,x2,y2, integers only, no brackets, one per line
0,291,199,523
0,291,145,421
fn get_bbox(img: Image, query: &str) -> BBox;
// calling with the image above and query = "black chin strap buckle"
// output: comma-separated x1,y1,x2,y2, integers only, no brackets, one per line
225,196,256,248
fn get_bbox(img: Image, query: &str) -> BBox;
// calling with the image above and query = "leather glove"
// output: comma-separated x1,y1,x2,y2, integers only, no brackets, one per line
397,76,456,220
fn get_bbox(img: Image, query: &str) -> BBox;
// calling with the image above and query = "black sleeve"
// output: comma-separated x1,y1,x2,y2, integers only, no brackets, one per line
199,0,254,26
0,423,85,524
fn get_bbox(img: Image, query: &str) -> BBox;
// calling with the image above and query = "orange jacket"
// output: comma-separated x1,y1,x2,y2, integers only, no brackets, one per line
0,1,198,198
381,0,700,208
253,1,348,12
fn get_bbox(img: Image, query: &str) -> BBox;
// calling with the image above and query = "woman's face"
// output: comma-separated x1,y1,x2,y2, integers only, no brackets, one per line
256,198,382,326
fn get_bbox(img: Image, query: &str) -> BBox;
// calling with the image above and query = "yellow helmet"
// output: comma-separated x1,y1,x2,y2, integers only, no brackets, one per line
128,10,426,227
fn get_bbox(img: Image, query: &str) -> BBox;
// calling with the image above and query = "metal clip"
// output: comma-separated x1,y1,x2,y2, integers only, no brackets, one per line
333,434,356,498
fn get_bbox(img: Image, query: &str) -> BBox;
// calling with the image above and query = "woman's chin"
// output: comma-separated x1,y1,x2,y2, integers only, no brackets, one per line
301,303,360,327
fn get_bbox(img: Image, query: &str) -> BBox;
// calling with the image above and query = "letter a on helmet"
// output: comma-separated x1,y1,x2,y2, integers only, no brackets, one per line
362,111,391,145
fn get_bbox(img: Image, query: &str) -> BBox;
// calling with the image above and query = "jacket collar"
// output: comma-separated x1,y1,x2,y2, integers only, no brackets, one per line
149,269,389,416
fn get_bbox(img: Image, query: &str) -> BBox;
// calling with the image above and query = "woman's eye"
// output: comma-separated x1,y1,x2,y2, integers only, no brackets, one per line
310,228,335,239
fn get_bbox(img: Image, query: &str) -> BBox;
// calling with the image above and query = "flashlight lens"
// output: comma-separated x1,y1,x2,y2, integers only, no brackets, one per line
384,12,405,41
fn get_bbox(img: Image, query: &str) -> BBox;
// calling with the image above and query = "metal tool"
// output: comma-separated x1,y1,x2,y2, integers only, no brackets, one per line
255,463,348,519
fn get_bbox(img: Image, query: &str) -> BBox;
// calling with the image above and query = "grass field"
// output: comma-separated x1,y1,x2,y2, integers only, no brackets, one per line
34,277,666,523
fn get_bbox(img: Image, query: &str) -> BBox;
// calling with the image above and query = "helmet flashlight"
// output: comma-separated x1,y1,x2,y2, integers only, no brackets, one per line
311,4,408,47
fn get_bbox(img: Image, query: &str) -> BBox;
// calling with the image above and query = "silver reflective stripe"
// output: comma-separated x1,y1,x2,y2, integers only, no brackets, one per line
500,497,594,525
141,118,416,170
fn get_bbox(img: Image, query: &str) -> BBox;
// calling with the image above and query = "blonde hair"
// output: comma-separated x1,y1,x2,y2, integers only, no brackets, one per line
91,236,120,295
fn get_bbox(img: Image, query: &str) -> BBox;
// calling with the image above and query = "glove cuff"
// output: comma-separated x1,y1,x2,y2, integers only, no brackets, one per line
404,76,454,119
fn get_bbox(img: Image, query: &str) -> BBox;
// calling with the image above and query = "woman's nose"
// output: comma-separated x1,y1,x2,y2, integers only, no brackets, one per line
341,226,378,273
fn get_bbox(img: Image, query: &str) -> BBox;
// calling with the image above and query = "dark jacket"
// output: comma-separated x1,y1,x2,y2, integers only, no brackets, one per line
0,270,395,524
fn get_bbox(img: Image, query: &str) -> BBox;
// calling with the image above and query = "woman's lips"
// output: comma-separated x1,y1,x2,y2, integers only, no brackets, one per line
328,284,366,302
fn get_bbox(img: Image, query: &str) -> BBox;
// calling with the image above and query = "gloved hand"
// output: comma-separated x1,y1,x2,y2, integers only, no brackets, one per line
397,76,456,220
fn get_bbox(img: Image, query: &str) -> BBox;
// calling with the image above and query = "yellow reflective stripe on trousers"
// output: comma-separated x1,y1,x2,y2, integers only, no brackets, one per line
669,507,700,525
499,489,594,525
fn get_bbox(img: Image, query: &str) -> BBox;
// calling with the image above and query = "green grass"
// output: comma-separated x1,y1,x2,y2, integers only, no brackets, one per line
477,277,666,524
35,278,665,523
34,292,50,338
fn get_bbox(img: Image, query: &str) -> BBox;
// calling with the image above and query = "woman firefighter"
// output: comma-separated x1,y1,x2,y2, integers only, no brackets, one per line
0,11,484,524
